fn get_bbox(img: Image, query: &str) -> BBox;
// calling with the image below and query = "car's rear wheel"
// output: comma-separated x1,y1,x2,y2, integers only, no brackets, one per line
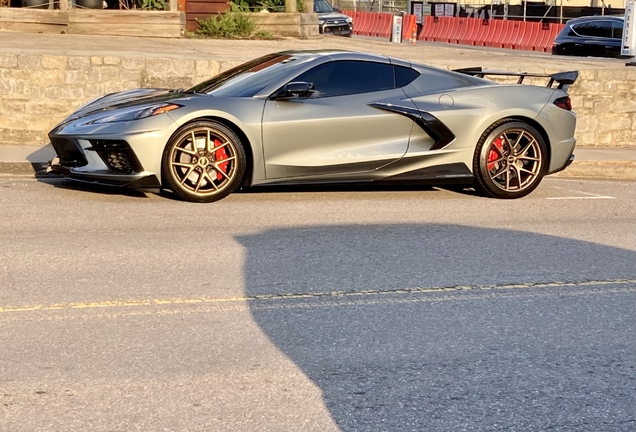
162,120,246,203
473,120,547,199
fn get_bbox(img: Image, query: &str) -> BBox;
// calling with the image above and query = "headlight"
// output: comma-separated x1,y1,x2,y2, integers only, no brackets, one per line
346,16,352,23
90,103,182,124
319,19,325,25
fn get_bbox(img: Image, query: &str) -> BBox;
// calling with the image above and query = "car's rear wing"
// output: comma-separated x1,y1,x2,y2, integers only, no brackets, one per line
452,67,579,92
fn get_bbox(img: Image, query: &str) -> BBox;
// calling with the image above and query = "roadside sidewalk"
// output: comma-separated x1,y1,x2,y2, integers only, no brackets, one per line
0,144,634,180
554,147,636,181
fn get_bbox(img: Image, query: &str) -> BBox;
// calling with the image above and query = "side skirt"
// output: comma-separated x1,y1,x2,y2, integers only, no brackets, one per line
252,163,475,187
376,162,474,184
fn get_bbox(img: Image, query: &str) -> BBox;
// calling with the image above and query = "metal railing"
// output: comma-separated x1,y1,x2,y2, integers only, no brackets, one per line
459,2,625,23
334,0,625,23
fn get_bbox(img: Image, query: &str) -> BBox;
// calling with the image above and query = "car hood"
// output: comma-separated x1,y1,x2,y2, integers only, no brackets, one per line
318,11,350,21
51,88,206,131
71,88,188,119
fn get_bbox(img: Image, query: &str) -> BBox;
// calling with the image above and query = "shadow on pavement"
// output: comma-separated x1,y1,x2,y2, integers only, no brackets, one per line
40,177,149,198
39,175,479,200
26,144,56,165
239,183,444,195
26,145,57,176
237,224,636,431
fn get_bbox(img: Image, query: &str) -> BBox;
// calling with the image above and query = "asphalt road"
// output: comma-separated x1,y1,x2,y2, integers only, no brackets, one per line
1,177,635,431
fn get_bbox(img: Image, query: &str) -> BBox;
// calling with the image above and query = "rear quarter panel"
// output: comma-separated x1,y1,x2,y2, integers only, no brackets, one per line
409,85,565,172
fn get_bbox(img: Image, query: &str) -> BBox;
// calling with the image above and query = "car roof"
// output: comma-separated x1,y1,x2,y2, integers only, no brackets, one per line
277,49,396,65
279,50,385,59
276,49,476,76
278,50,348,56
566,15,624,24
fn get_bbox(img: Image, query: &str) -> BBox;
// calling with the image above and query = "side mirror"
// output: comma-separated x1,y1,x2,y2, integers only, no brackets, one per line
271,82,315,100
333,6,340,11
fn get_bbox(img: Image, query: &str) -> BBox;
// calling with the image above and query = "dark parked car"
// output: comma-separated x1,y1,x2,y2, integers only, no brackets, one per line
552,16,624,57
315,0,353,37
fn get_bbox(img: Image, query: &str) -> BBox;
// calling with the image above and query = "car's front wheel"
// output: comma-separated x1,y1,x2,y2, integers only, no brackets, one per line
473,120,548,199
162,120,246,203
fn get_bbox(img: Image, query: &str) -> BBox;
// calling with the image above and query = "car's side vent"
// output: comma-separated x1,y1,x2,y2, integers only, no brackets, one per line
88,140,143,174
554,96,572,111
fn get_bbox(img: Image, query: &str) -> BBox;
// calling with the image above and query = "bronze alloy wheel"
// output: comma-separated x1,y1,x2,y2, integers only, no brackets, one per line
474,121,547,199
162,121,246,203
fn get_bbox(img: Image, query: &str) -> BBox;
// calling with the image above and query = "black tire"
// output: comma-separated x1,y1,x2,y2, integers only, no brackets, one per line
161,120,246,203
555,44,572,56
473,120,548,199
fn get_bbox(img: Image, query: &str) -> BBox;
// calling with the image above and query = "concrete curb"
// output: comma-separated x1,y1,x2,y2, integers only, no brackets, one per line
0,161,49,176
553,161,636,181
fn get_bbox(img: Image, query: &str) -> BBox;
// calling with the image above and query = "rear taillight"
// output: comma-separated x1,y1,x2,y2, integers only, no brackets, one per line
554,96,572,111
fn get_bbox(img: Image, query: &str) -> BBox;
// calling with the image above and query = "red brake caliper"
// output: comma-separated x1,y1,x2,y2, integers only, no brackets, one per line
213,139,229,181
487,137,503,171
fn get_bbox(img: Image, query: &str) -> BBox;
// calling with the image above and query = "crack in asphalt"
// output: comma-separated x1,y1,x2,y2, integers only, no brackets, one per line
1,278,634,318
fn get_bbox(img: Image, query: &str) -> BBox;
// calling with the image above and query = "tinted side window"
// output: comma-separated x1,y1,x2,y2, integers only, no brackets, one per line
611,22,623,39
395,66,420,87
573,21,612,38
562,27,577,37
411,68,481,94
295,60,394,98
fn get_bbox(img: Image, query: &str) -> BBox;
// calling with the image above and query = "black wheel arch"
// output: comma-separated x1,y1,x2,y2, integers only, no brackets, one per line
480,116,551,170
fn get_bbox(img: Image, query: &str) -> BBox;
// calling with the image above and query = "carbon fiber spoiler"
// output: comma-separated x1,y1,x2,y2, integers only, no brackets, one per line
453,67,578,91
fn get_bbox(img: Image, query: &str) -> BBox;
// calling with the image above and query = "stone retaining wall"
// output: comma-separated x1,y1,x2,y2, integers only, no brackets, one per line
252,13,319,39
570,69,636,147
0,52,634,147
0,53,242,146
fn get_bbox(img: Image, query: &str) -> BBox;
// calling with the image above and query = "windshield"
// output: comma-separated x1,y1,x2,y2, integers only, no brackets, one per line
314,0,334,13
187,53,313,98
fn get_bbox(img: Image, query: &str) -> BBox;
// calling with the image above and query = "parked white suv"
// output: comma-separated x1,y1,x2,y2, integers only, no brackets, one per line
315,0,353,37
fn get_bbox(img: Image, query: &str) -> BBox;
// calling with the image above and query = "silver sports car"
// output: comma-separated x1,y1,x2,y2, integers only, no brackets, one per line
49,50,578,202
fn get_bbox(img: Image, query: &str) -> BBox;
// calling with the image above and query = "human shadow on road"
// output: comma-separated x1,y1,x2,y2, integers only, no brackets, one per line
237,225,636,431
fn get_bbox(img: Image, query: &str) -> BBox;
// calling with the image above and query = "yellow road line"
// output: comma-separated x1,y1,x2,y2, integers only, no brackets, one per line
0,278,634,315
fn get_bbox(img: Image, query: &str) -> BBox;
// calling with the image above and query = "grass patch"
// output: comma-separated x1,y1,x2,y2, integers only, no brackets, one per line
251,30,277,40
195,2,265,39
